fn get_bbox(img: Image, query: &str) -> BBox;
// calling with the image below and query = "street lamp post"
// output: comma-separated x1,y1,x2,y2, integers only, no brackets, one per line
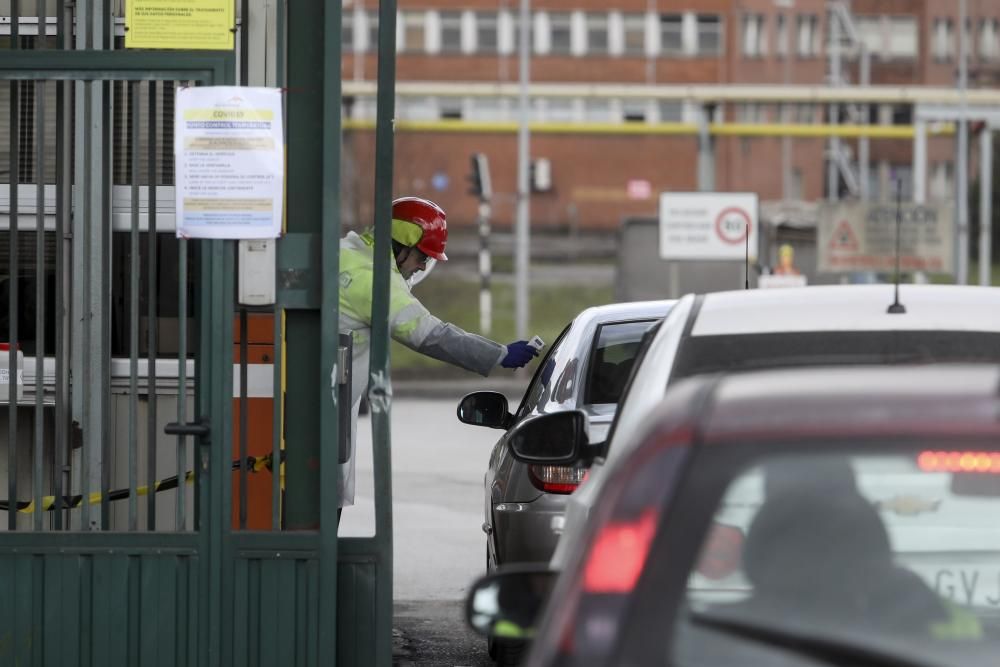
515,0,530,340
957,0,969,284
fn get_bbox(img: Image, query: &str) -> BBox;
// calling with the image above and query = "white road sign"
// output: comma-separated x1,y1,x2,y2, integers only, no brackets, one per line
659,192,759,261
175,86,285,239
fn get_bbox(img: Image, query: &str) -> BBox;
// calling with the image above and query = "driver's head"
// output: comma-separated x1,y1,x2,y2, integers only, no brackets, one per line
745,456,891,598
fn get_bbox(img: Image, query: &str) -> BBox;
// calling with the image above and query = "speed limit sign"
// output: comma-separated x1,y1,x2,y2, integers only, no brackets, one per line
659,192,758,261
715,207,752,245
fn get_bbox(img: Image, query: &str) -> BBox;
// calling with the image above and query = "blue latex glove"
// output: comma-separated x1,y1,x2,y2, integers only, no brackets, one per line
501,341,539,369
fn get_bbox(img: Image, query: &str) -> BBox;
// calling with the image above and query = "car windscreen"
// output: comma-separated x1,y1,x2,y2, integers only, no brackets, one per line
583,319,659,405
671,330,1000,381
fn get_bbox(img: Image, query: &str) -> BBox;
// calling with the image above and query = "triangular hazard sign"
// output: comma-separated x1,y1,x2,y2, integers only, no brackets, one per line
829,220,859,251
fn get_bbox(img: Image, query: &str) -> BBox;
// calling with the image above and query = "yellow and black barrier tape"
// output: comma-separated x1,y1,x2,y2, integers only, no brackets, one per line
0,452,283,514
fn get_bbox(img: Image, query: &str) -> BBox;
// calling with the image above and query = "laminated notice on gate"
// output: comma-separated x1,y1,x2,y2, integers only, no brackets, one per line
175,86,285,240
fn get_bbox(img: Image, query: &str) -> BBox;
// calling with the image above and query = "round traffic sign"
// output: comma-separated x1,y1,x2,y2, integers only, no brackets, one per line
715,207,752,245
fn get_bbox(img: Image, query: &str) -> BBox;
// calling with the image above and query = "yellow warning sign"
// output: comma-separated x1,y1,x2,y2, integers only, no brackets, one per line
125,0,234,50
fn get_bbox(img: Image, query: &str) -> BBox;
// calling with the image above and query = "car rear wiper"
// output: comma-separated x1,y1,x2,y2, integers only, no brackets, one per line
689,611,944,667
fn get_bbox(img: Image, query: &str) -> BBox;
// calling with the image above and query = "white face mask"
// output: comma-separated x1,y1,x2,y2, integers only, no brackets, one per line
406,257,437,288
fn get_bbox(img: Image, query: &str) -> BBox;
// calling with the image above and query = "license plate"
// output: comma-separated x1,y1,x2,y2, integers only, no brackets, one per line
908,563,1000,609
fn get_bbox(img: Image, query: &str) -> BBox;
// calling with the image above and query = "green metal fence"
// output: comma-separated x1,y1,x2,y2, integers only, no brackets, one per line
1,0,394,662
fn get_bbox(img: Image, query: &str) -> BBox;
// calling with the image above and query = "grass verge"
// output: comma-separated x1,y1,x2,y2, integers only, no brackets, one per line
391,278,614,378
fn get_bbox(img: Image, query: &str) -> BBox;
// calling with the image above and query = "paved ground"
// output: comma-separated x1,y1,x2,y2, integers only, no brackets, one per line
341,396,524,665
393,600,492,667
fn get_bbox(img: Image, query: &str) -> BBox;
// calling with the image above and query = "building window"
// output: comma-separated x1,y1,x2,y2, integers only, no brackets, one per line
797,15,819,57
622,101,646,123
932,18,955,61
742,14,766,57
795,104,816,123
549,12,572,55
586,13,609,55
440,11,462,53
930,162,953,201
397,97,438,122
696,15,723,56
887,17,917,59
736,103,765,123
468,97,507,122
660,14,683,56
543,98,575,123
776,14,789,57
366,10,379,52
475,12,499,53
401,11,426,53
658,101,683,122
622,13,646,56
439,98,463,120
584,99,614,122
891,105,913,125
856,16,883,56
342,11,355,51
979,19,1000,61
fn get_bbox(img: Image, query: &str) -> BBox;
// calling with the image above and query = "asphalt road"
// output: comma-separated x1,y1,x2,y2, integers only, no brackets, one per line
340,394,523,666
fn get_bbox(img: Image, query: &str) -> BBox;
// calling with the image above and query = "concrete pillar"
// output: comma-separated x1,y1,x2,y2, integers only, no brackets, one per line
697,104,715,192
980,128,993,286
913,119,927,204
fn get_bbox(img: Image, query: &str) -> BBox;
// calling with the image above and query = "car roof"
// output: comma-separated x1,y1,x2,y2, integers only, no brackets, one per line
575,300,675,328
692,285,1000,336
684,364,1000,443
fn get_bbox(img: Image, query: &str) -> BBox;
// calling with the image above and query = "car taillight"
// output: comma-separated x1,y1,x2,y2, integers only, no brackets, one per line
582,509,657,594
696,522,744,580
918,451,1000,474
528,465,587,494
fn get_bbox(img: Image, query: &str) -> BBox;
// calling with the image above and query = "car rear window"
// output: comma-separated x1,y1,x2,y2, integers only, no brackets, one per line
672,448,1000,667
671,330,1000,381
584,319,659,405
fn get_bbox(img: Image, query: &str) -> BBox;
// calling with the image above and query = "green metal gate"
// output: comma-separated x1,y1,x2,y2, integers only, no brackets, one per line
0,17,338,667
0,48,239,664
0,0,397,661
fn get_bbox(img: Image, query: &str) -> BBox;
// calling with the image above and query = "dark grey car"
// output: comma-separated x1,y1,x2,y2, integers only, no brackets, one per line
458,300,675,574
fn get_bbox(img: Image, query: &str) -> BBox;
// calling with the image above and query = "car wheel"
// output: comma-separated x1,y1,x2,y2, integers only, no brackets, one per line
487,544,498,659
493,639,527,666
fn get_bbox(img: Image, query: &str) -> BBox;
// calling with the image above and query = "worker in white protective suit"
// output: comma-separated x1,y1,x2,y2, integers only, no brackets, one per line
337,196,539,509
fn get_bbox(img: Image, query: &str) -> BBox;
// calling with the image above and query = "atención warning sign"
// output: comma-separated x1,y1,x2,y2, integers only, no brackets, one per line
817,202,954,274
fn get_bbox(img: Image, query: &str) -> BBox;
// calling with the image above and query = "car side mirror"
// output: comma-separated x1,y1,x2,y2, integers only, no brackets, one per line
457,391,512,429
508,410,588,465
465,566,557,640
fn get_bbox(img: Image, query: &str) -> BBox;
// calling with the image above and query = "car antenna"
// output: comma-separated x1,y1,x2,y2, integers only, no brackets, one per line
887,178,907,314
745,221,750,290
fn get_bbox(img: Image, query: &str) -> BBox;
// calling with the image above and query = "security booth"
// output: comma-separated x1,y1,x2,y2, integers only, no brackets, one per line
0,0,396,663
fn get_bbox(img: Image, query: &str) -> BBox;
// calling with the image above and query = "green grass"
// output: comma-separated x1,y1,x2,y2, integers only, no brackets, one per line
926,261,1000,286
391,278,614,378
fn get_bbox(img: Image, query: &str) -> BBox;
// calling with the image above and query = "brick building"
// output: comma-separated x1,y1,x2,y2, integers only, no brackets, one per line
341,0,1000,231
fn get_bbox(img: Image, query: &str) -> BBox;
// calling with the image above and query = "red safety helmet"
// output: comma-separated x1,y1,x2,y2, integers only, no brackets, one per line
391,197,448,261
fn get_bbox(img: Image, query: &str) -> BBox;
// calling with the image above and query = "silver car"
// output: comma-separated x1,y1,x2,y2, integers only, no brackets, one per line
457,300,673,663
457,300,674,569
